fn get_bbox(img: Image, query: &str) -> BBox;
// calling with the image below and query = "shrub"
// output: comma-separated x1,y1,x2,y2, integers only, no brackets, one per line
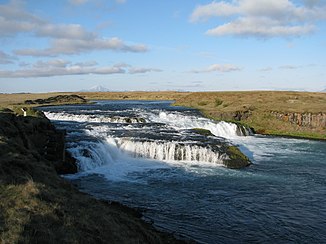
215,98,223,107
198,101,208,106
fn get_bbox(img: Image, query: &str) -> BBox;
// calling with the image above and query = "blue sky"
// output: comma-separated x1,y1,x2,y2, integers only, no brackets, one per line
0,0,325,93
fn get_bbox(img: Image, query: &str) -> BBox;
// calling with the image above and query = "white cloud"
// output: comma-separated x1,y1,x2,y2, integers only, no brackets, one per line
259,67,273,72
279,64,300,69
14,37,148,56
191,64,241,73
0,51,16,64
190,0,326,38
0,59,161,78
129,67,162,74
0,1,148,56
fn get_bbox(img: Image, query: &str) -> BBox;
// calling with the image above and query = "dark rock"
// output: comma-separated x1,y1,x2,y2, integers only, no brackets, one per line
224,146,251,169
0,110,77,175
24,95,87,105
191,128,214,136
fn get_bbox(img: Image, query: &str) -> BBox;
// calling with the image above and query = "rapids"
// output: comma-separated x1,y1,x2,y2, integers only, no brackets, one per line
41,100,326,243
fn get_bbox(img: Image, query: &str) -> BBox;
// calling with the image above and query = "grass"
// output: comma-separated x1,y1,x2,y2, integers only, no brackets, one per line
215,98,223,107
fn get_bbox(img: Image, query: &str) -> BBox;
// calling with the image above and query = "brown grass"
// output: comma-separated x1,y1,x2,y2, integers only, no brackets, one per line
173,91,326,139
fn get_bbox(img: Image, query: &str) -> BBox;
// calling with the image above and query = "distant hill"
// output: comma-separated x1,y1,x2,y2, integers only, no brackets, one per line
80,85,109,92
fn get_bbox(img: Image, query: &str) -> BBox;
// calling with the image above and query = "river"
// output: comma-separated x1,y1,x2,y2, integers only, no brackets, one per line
41,100,326,243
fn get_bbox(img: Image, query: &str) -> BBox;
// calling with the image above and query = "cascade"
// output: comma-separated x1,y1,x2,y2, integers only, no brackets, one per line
148,111,253,138
67,137,227,171
67,140,119,171
116,139,227,164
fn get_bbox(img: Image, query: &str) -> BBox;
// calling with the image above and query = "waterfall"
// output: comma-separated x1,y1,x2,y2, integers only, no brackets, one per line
67,139,120,171
116,139,227,164
148,111,252,138
67,137,228,171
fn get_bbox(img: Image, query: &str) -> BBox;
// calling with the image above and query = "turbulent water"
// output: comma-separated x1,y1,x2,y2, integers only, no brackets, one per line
41,100,326,243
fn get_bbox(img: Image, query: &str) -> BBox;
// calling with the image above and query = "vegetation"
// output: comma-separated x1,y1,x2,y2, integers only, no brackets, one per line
174,91,326,140
214,98,223,107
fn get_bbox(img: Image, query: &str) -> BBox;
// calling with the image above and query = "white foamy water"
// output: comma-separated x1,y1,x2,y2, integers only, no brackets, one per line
116,139,227,164
44,105,251,176
146,111,251,138
44,111,146,123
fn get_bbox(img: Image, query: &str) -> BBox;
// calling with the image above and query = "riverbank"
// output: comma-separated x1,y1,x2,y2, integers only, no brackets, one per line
0,110,183,243
173,91,326,140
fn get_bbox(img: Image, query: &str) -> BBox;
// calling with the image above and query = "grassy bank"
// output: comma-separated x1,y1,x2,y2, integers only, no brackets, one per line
0,110,182,243
173,91,326,140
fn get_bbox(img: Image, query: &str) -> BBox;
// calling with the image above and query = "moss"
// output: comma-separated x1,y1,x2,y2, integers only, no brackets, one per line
11,106,45,118
197,101,208,106
224,146,251,169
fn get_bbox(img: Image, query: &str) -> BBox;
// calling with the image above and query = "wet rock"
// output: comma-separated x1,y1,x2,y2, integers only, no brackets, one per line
191,128,214,136
223,146,251,169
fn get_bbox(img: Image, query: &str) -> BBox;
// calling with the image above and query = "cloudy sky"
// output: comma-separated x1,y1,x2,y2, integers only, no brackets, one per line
0,0,325,93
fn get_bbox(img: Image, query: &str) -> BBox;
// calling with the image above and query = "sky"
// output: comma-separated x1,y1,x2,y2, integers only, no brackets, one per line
0,0,326,93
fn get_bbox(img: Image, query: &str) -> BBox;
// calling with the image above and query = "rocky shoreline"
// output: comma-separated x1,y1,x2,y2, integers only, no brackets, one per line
0,110,186,243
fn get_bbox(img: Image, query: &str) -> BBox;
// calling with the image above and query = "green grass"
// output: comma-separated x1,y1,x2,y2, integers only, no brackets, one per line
215,98,223,107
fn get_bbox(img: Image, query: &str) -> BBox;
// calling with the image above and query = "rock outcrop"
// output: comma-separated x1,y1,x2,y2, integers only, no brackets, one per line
271,111,326,129
24,94,87,105
0,111,77,175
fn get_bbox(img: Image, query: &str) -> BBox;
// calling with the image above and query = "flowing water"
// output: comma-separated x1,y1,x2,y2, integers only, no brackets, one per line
41,100,326,243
